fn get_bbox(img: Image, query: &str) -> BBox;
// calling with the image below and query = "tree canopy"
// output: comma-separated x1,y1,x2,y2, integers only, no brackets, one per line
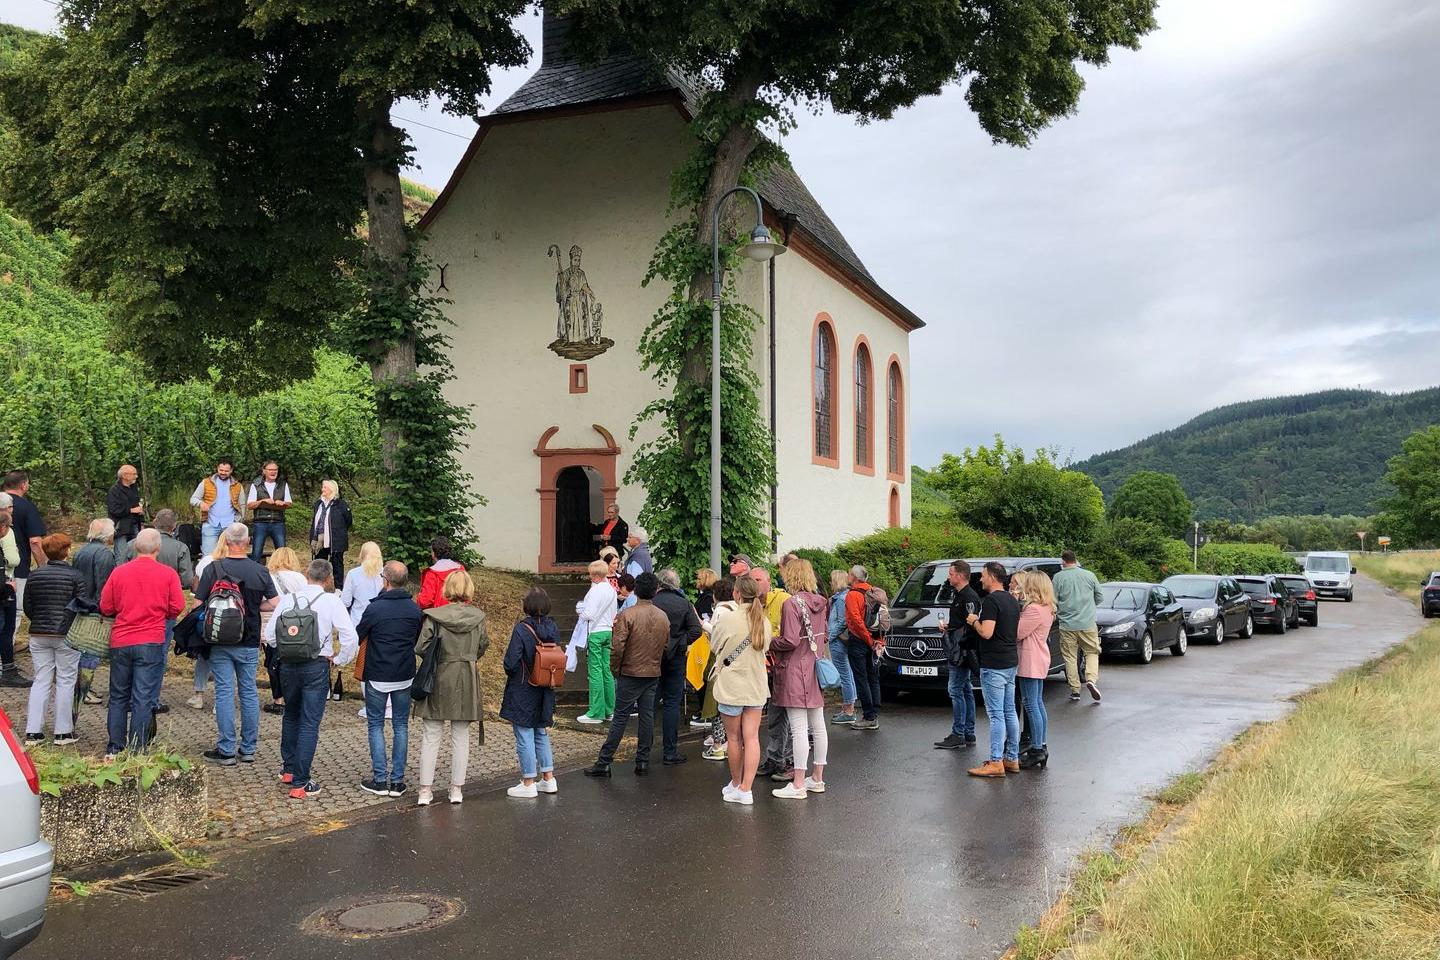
1109,470,1193,537
1382,426,1440,547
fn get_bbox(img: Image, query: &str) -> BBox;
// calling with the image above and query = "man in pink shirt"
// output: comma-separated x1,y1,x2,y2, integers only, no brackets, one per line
100,529,184,758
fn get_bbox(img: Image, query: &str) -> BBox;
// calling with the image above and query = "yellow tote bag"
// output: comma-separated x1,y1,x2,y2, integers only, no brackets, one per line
686,631,711,690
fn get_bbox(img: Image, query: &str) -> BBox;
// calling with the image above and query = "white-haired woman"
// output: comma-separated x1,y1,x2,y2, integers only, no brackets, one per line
310,479,353,580
71,517,117,708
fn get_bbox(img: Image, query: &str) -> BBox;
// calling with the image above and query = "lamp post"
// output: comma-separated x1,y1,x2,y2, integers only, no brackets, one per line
709,186,786,572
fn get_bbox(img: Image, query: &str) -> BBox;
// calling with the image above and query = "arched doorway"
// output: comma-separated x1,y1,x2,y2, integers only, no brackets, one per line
555,465,604,564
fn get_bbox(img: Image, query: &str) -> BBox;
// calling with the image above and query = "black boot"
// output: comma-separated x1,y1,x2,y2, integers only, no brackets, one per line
1019,746,1049,770
0,664,32,688
633,761,649,776
583,762,612,778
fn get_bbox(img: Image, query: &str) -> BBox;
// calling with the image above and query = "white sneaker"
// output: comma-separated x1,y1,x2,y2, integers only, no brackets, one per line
772,783,808,800
536,778,558,794
724,788,754,806
448,786,463,804
506,782,538,799
416,788,434,806
722,782,738,801
185,694,204,710
575,715,603,725
804,777,826,794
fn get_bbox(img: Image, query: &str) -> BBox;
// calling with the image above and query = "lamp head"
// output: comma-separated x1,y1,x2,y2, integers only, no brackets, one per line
740,224,786,262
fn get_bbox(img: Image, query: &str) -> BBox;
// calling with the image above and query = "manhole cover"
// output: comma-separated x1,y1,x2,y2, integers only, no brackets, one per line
302,893,464,940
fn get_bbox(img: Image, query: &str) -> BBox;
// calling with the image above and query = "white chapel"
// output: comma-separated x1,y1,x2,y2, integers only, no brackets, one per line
421,15,926,573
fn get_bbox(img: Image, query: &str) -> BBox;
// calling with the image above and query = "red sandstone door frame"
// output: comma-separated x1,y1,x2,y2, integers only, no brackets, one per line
535,424,620,574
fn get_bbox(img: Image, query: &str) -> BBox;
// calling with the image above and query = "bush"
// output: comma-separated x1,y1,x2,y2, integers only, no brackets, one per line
1159,539,1198,577
816,522,1004,596
1083,518,1170,582
1197,543,1299,575
792,547,845,589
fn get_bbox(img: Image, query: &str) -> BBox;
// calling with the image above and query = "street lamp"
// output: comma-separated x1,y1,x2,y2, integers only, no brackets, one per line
710,186,786,572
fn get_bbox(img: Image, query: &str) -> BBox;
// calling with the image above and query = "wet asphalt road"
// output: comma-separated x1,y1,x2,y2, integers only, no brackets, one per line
25,576,1419,960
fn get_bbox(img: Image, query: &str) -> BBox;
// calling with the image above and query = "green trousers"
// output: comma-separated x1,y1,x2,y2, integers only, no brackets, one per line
585,631,615,720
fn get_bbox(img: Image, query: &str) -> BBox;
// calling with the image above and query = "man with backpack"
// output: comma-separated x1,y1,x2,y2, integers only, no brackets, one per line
262,558,358,799
844,565,888,731
650,568,703,765
193,522,278,765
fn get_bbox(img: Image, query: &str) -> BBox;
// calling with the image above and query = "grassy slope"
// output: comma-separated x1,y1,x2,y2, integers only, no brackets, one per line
1076,388,1440,520
1021,622,1440,960
1355,551,1440,604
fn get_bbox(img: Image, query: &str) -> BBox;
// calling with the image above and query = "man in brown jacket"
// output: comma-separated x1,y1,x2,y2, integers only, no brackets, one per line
584,573,671,777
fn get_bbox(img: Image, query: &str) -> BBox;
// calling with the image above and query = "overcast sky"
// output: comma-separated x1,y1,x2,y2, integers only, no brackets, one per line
9,0,1439,468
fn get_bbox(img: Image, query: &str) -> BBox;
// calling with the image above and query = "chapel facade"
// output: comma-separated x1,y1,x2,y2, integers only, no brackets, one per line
420,16,925,573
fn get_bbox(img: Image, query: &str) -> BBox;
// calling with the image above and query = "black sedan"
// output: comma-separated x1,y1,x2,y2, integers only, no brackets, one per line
1423,573,1440,618
1095,582,1188,662
1275,574,1319,626
1161,574,1254,643
1236,575,1300,633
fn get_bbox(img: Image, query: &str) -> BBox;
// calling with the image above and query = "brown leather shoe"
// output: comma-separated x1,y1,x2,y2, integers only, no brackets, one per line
1004,759,1021,773
967,760,1006,778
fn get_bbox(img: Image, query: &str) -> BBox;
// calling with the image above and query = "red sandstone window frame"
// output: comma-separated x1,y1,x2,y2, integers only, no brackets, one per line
852,335,874,476
812,314,839,468
886,357,905,482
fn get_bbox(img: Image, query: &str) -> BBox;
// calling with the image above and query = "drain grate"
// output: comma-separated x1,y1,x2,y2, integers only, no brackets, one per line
302,893,465,940
107,867,220,899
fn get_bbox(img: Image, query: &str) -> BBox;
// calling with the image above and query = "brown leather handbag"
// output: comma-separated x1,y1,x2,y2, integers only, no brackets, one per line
524,623,566,689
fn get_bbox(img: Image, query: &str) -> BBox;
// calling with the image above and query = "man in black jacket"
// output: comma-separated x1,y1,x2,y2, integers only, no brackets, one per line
650,568,703,764
105,464,145,555
935,559,982,750
354,562,422,797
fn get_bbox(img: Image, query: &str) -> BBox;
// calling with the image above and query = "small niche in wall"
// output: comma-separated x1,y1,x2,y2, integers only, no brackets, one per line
569,364,588,394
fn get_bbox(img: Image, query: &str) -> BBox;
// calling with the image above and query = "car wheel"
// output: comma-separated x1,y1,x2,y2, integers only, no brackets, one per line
1344,590,1354,602
1307,614,1319,627
1241,614,1255,639
1275,615,1287,635
1170,630,1187,656
1137,631,1154,664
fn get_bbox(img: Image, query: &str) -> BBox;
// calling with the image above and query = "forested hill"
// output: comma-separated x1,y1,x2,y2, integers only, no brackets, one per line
1076,388,1440,520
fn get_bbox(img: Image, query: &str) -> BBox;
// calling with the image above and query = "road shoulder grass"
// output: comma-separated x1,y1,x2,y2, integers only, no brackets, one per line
1011,621,1440,960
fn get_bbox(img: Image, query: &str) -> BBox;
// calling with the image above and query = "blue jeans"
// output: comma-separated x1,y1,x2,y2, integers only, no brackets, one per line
599,675,657,764
279,657,330,784
512,724,554,779
654,656,686,759
200,521,225,557
948,663,976,739
1018,677,1047,749
106,642,165,755
250,521,286,561
152,618,175,710
828,636,858,704
209,645,260,757
365,685,411,783
979,666,1020,762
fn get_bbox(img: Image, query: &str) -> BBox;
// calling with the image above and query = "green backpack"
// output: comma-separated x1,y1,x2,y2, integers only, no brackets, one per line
275,595,322,663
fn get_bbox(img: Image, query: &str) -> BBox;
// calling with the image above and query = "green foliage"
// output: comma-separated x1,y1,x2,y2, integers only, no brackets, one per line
1381,426,1440,547
1082,518,1171,583
1204,514,1390,552
31,744,192,797
828,522,1004,597
1159,539,1198,577
1077,388,1440,520
1109,470,1193,538
928,437,1105,548
1195,543,1300,576
911,465,960,525
792,548,845,586
0,205,379,513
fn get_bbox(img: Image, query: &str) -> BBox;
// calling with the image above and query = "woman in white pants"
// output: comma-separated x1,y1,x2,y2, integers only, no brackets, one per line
22,534,85,745
768,558,831,799
414,571,489,806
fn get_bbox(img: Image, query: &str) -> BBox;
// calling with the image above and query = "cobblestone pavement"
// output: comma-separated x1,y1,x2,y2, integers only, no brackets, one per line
0,656,605,841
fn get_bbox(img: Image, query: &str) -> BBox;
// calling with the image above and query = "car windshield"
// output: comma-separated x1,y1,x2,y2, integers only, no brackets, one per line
1099,585,1146,610
1237,581,1269,597
1306,556,1349,573
1278,578,1308,592
1429,573,1440,587
895,565,952,608
1165,577,1216,600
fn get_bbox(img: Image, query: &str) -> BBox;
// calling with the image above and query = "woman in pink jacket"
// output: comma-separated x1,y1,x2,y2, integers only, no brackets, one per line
1013,571,1057,769
769,558,832,799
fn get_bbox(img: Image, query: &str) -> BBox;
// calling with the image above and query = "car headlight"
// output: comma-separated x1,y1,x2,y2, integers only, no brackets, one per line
1101,621,1134,637
1187,607,1217,622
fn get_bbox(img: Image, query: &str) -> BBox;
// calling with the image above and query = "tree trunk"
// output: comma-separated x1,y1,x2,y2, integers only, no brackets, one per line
676,67,766,462
362,97,416,475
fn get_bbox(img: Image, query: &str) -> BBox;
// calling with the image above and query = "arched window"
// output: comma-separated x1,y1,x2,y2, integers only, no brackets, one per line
813,317,837,465
886,360,904,479
888,486,901,528
853,340,873,472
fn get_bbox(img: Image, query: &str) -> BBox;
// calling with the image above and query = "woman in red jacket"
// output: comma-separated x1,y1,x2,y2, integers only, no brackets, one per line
417,537,466,610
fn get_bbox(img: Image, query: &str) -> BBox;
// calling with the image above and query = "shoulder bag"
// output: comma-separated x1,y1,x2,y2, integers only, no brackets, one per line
64,612,113,660
523,622,566,689
794,597,840,690
411,620,443,701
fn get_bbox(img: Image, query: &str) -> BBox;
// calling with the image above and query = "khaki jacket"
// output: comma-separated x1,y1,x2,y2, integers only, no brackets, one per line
707,601,773,708
414,603,489,732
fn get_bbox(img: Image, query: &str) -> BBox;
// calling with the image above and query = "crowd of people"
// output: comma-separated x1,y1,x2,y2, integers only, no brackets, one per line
0,459,1111,807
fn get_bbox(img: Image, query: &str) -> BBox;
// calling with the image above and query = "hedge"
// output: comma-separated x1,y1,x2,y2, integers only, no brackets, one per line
1196,543,1300,575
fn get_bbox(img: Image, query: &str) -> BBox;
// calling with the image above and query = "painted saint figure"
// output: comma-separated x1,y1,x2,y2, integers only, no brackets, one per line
550,244,604,343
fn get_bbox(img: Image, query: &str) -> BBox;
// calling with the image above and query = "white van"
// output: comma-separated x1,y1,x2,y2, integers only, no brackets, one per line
1304,551,1355,602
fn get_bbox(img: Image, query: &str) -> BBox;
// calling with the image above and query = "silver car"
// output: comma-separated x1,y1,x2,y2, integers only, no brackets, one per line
0,706,51,958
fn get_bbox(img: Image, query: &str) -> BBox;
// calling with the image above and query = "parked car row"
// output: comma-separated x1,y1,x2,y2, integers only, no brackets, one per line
881,557,1329,694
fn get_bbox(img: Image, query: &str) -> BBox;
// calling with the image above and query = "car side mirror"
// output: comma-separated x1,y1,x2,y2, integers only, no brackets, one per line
1350,567,1357,575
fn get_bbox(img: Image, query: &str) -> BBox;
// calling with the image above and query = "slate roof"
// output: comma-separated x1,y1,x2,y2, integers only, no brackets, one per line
472,15,921,328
